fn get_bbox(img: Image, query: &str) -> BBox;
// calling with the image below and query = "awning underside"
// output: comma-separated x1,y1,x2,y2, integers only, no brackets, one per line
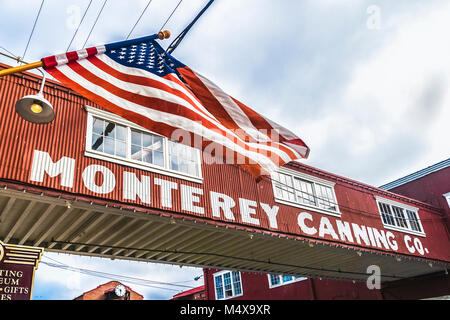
0,187,447,283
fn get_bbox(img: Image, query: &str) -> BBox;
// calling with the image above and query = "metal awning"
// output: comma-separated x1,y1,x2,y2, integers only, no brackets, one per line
0,182,448,283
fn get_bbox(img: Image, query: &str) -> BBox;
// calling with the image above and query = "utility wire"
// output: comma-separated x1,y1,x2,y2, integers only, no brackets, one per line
66,0,93,52
0,48,45,77
41,257,196,291
22,0,45,61
0,46,19,59
167,0,215,54
44,255,198,285
159,0,183,32
126,0,153,40
41,261,183,292
82,0,109,49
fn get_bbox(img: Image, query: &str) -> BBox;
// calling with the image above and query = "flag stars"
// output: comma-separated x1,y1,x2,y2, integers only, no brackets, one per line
107,41,175,77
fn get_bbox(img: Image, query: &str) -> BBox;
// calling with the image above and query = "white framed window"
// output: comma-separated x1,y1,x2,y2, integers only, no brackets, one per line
213,270,243,300
85,106,202,183
444,193,450,208
271,168,340,217
268,274,307,289
375,196,425,237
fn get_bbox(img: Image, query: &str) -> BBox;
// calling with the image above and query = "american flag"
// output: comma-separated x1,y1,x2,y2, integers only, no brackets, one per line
42,34,310,177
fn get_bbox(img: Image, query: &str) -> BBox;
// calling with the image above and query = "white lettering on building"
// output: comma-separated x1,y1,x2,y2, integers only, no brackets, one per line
28,150,429,257
82,165,116,194
30,150,75,188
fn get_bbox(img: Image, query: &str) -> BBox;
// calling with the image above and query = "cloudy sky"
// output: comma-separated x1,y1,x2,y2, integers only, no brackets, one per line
1,0,449,299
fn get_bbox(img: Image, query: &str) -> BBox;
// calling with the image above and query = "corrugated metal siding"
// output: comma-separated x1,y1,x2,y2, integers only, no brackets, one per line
0,65,449,264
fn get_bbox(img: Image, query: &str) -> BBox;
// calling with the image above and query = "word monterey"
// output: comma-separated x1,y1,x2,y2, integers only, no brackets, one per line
29,150,428,256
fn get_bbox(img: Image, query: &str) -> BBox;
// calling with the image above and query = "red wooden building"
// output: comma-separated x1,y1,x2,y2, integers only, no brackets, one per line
194,159,450,300
172,285,206,300
0,63,449,299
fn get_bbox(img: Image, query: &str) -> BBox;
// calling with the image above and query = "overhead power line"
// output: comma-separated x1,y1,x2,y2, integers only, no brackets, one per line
159,0,183,32
22,0,45,61
126,0,153,40
41,256,197,292
66,0,93,52
167,0,215,54
82,0,109,49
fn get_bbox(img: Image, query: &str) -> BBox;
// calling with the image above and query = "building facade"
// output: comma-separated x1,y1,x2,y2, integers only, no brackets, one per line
202,269,382,300
172,285,206,300
380,158,450,230
0,63,449,299
199,159,450,300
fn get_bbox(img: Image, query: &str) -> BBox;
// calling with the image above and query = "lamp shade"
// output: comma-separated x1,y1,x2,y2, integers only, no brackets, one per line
15,93,55,124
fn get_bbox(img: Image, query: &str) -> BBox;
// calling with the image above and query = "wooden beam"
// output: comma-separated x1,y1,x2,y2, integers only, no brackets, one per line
4,201,35,243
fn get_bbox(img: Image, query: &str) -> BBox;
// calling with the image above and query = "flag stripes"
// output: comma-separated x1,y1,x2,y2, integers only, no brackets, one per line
42,37,309,177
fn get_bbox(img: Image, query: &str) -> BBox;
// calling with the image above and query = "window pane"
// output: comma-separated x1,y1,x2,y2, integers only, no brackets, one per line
103,122,116,138
269,274,281,286
142,133,153,148
188,161,198,176
294,178,316,206
153,136,163,152
141,146,153,164
317,185,335,211
168,140,200,177
153,151,164,167
406,210,421,232
115,125,127,142
170,155,179,171
131,145,142,161
131,130,167,167
131,131,141,146
91,119,127,159
232,272,242,295
91,134,103,152
275,186,283,198
104,137,115,155
392,206,408,229
379,203,395,226
93,118,104,135
116,140,127,158
282,275,293,283
223,273,233,298
215,275,224,300
179,161,189,175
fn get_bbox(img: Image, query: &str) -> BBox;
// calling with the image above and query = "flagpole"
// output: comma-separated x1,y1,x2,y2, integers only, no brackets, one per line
0,30,171,78
0,61,43,77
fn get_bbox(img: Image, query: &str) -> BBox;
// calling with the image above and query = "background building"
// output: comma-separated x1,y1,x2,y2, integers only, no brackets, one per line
172,285,206,300
74,281,144,300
